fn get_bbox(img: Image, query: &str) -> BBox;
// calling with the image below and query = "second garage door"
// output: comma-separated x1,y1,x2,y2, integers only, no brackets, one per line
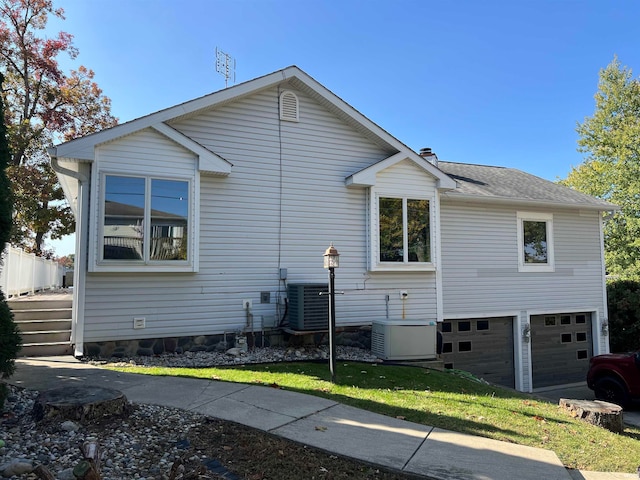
438,317,515,388
530,313,593,388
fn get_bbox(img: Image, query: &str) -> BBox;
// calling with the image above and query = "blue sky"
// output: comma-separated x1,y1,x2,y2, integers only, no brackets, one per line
46,0,640,255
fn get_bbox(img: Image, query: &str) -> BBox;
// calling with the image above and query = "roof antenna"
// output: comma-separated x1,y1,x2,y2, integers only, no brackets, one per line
215,47,236,88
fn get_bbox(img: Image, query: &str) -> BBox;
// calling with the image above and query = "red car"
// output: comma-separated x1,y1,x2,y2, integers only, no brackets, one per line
587,352,640,407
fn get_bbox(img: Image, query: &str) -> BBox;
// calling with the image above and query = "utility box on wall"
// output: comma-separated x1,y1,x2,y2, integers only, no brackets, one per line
287,283,329,330
371,320,437,360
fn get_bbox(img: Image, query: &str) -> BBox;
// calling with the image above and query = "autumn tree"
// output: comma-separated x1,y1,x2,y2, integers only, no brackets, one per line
0,0,117,255
563,57,640,279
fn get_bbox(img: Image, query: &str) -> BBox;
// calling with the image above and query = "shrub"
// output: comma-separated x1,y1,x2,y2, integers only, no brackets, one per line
607,279,640,353
0,289,21,408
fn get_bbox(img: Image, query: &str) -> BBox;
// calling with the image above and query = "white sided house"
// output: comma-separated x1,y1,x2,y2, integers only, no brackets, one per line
50,66,616,392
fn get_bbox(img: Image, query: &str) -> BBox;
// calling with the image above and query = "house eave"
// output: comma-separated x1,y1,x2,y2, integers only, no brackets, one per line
346,152,457,190
441,192,619,212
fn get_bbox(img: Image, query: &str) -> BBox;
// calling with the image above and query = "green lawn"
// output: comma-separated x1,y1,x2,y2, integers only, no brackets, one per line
107,361,640,473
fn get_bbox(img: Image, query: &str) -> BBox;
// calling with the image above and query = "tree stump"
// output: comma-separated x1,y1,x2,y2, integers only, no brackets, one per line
32,386,129,423
559,398,624,433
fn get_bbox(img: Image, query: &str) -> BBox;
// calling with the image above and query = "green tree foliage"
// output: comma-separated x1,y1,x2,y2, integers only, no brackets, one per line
0,72,22,395
606,280,640,353
562,57,640,279
0,0,118,255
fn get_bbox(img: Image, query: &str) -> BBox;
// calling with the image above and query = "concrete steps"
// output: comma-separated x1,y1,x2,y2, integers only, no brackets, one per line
8,295,73,357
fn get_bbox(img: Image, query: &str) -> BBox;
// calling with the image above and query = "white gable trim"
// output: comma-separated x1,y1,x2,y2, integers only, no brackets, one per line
151,123,232,176
52,66,453,174
345,152,456,190
53,70,292,161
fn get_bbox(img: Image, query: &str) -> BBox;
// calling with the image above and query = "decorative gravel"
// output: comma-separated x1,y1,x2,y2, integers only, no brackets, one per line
92,345,381,369
1,346,390,480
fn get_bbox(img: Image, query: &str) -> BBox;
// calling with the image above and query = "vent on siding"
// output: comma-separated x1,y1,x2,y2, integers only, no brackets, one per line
279,90,299,122
287,283,328,330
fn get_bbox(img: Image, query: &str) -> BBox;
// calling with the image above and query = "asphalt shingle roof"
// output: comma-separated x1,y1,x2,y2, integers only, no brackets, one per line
438,161,616,210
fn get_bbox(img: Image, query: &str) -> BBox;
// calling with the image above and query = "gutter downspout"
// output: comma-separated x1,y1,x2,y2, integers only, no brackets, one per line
49,147,89,358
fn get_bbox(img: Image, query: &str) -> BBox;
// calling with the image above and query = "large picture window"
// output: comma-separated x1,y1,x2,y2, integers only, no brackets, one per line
379,197,431,264
103,175,190,264
517,212,554,272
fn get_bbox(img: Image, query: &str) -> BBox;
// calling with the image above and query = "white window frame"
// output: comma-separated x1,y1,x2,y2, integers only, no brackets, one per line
90,172,198,273
517,212,554,273
370,193,435,272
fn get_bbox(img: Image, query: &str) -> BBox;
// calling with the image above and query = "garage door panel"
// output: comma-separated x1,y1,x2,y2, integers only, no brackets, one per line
531,313,592,388
439,317,515,388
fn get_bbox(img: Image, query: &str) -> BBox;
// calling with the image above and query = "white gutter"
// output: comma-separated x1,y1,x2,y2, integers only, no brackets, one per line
49,148,88,358
440,192,618,212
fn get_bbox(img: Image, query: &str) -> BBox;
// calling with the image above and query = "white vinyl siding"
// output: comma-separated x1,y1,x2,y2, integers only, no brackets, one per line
440,203,606,317
82,86,438,342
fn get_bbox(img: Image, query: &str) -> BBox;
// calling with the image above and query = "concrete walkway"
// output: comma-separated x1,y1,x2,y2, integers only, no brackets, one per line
6,357,637,480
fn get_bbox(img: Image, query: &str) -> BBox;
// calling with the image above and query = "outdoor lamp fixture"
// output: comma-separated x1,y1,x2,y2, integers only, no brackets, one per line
323,243,340,383
323,243,340,269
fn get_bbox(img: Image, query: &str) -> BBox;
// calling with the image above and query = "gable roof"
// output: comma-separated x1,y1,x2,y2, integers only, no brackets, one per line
49,66,445,180
346,152,457,190
438,161,617,211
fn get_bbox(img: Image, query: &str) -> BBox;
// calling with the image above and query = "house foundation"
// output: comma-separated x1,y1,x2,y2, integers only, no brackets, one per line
82,326,372,359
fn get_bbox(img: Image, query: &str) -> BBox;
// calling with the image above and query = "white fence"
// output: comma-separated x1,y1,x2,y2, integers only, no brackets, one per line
0,245,64,298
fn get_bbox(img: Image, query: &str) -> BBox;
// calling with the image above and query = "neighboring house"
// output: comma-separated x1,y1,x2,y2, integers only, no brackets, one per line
50,66,616,392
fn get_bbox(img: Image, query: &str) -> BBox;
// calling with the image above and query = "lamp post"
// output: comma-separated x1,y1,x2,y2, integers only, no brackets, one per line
323,243,340,383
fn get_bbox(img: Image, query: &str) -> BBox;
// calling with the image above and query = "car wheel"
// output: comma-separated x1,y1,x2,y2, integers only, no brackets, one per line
593,376,630,407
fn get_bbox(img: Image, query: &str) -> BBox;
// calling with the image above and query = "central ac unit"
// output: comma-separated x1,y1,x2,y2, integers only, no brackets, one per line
287,283,329,330
371,320,437,360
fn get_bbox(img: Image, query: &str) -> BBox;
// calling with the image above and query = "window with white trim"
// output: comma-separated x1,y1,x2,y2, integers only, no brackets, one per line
100,174,192,267
517,212,554,272
377,196,431,268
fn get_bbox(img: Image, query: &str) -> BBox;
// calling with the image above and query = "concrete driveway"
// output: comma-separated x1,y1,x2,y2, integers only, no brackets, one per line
535,382,640,428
